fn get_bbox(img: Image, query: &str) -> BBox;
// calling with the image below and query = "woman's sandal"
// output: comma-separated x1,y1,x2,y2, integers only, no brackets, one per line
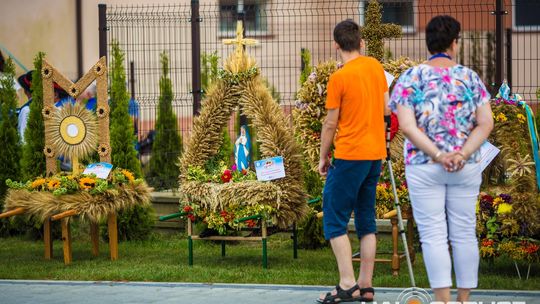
359,287,375,302
316,284,361,303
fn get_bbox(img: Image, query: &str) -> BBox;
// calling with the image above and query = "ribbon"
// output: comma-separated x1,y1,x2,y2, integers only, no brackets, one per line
518,100,540,191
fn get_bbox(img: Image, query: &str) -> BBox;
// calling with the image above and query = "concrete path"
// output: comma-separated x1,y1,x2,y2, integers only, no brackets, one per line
0,280,538,304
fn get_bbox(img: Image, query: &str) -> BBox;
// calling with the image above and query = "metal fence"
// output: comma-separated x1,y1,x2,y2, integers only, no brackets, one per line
102,0,540,164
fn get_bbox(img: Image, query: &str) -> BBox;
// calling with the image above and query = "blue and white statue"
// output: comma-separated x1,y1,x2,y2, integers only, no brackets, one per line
234,125,251,171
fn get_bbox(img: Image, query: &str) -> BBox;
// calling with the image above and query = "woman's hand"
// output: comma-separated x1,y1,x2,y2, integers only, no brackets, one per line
436,151,466,172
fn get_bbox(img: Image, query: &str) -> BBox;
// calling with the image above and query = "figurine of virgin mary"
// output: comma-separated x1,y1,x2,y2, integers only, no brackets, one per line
234,125,251,171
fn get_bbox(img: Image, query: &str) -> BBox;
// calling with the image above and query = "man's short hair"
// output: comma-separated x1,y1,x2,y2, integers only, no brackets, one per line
425,15,461,54
333,19,362,52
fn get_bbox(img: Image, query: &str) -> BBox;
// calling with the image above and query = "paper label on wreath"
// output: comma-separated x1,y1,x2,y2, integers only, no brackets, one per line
479,141,500,172
83,162,113,179
254,156,286,181
384,70,395,88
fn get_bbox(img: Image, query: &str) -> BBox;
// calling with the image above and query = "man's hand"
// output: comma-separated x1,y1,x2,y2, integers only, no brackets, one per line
319,157,331,176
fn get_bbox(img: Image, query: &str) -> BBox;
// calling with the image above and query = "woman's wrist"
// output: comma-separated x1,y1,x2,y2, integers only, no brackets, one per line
457,150,468,160
433,150,442,162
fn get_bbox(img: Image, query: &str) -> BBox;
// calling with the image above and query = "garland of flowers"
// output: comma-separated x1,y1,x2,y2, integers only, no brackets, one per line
3,168,151,223
477,192,539,264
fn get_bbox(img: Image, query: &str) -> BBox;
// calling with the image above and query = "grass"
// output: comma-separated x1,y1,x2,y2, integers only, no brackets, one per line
0,232,538,290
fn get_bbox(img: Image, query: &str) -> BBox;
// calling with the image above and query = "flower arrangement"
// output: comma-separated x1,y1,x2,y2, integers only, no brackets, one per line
6,168,142,196
375,160,411,218
477,192,539,265
183,162,274,234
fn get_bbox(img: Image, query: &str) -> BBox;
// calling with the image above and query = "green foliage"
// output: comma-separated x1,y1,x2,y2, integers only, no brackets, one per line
146,52,182,190
110,40,142,178
21,52,46,180
297,163,326,249
201,51,219,95
117,205,155,241
299,48,312,85
109,41,152,241
205,129,233,172
0,58,21,235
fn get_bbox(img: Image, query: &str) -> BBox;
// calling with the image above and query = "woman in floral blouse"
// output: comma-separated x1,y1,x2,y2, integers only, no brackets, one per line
390,15,493,303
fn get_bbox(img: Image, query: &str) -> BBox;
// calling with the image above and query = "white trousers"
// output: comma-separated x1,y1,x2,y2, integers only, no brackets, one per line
405,163,481,289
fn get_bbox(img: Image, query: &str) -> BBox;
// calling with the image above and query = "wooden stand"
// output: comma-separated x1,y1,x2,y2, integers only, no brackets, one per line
0,206,121,265
185,218,297,269
352,210,416,276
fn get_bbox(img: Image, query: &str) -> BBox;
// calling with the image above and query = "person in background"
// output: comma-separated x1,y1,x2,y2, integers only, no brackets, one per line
390,15,493,303
317,19,389,303
16,70,33,143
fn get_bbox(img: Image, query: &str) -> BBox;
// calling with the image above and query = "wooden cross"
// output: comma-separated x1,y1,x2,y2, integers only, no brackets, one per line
223,20,258,60
361,0,402,62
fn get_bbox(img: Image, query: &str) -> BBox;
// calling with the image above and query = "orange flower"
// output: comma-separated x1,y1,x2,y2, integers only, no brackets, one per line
79,177,96,190
31,178,47,189
47,179,60,190
122,169,135,182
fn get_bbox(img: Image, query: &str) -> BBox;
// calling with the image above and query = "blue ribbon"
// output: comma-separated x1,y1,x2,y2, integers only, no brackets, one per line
519,101,540,191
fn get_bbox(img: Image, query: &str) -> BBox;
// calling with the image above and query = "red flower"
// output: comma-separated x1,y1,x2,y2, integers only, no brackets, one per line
390,113,399,141
187,214,196,222
220,210,228,218
482,239,494,247
183,205,193,213
221,169,232,183
245,219,257,228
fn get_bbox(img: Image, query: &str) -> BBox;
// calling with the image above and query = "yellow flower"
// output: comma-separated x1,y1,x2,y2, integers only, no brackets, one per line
122,169,135,182
79,177,96,190
497,203,513,214
47,179,60,190
492,197,504,206
31,178,47,189
496,113,508,122
517,113,526,124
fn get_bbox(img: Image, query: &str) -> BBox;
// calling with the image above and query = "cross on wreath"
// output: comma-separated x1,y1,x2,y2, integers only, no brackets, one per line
223,20,258,61
361,0,402,62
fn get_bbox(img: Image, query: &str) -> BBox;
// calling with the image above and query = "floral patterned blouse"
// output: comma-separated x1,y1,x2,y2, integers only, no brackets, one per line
389,64,491,165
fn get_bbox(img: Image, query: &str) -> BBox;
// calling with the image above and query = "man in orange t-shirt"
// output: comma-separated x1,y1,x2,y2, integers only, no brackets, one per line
317,20,389,304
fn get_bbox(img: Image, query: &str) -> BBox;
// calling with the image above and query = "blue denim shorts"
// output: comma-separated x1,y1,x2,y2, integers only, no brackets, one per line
322,159,382,240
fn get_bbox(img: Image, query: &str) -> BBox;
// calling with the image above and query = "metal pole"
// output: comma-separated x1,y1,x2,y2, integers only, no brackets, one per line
98,4,108,61
191,0,202,116
494,0,506,88
506,28,512,90
76,0,83,79
130,61,136,100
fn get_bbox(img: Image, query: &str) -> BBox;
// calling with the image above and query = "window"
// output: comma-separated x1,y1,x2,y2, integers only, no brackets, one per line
219,0,268,36
360,0,415,33
513,0,540,31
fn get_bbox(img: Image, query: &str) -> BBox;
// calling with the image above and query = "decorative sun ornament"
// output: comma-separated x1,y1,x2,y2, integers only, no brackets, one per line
46,103,98,161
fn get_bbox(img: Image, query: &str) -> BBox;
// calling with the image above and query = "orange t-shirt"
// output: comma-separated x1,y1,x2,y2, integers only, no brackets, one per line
325,56,387,160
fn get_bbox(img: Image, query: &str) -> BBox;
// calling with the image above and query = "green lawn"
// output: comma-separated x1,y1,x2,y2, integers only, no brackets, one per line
0,232,537,290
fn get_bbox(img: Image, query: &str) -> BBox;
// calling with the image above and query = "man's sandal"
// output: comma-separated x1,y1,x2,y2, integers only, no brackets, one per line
359,287,375,302
316,284,361,303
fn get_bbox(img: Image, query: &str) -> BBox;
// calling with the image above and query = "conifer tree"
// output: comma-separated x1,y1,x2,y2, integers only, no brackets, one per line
108,41,152,240
21,52,46,180
0,58,21,227
146,52,182,190
109,40,142,178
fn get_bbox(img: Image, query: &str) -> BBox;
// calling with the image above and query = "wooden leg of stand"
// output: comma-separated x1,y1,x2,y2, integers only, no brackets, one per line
108,213,118,261
61,218,72,265
262,222,268,269
391,218,399,276
44,218,53,260
187,218,193,266
90,222,99,257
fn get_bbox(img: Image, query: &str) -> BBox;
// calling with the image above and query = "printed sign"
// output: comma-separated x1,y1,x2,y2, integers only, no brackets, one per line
83,162,113,179
254,156,286,181
479,141,500,172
